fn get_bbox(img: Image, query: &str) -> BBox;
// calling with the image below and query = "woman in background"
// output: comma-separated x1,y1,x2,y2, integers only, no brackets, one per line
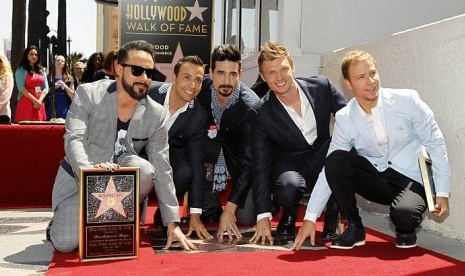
14,45,49,122
0,52,14,124
94,50,117,81
80,51,104,83
47,55,74,119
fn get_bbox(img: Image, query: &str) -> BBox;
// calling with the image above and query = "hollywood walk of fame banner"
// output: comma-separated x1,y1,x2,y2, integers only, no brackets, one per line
119,0,214,81
79,167,140,262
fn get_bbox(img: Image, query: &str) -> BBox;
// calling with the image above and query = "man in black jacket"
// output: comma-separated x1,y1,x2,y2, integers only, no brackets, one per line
149,55,212,239
250,41,347,245
197,44,260,241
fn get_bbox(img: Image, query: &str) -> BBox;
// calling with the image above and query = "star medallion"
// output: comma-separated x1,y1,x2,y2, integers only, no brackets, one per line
92,176,131,219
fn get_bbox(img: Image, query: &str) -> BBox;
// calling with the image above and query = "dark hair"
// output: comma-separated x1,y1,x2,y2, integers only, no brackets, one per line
85,52,104,72
210,44,241,71
117,40,156,64
18,45,43,74
81,51,104,83
173,55,204,76
102,50,118,71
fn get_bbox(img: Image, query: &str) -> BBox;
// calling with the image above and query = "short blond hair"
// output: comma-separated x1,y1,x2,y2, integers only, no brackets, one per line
341,49,376,80
258,41,293,73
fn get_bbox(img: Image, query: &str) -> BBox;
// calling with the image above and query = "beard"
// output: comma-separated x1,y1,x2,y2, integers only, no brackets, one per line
217,84,234,97
122,74,149,100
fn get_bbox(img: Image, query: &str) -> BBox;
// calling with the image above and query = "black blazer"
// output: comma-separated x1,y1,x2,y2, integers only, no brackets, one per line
251,76,347,215
197,77,260,207
149,82,208,209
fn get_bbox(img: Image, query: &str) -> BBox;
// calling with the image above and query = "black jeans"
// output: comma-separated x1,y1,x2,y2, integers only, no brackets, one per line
325,150,427,234
272,139,339,218
169,148,192,199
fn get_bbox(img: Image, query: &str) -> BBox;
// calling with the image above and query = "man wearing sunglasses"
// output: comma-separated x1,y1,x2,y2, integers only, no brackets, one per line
49,40,197,252
197,44,261,242
148,56,213,240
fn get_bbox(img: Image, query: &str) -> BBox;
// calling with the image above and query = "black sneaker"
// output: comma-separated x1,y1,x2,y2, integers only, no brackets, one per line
321,211,340,241
396,232,417,248
330,222,365,249
276,213,296,236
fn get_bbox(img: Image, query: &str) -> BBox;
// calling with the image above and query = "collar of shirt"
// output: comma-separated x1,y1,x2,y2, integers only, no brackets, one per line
356,90,388,152
276,83,317,145
163,83,189,131
356,90,384,117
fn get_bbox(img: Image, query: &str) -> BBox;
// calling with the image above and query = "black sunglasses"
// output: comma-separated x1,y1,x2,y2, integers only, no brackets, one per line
121,63,156,78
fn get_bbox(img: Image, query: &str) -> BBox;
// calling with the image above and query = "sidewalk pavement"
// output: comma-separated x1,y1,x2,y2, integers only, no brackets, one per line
1,208,464,275
0,209,53,276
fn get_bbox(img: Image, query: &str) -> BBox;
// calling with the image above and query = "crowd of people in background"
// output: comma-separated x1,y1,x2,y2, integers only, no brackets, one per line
0,47,123,124
0,40,451,254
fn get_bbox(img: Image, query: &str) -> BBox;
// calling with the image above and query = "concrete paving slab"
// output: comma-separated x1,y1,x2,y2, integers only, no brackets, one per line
0,209,53,276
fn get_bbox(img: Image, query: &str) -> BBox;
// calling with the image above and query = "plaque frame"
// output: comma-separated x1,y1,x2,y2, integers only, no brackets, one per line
79,167,140,262
418,156,436,212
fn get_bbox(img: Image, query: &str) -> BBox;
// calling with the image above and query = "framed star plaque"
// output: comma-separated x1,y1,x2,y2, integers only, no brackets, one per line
79,167,140,262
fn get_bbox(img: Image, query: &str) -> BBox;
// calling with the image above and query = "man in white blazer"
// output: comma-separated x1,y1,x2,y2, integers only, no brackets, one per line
292,49,451,250
49,40,196,252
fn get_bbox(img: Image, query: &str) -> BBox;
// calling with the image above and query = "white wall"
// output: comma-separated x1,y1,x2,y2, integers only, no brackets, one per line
320,14,465,240
301,0,465,54
242,0,465,86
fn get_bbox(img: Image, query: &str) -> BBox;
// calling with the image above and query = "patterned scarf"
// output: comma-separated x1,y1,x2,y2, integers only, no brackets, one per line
210,82,241,191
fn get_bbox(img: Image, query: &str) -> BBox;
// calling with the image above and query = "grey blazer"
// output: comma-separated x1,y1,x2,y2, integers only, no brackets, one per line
51,80,179,223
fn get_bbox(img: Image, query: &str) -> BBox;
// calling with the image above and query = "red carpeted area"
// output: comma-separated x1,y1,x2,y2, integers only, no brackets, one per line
47,206,465,276
0,124,65,208
3,125,465,274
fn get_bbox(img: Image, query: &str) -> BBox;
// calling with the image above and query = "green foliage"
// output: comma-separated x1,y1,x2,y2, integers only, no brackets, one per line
69,51,87,69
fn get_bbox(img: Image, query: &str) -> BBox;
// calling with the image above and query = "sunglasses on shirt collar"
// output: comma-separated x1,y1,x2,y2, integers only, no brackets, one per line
120,63,157,79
